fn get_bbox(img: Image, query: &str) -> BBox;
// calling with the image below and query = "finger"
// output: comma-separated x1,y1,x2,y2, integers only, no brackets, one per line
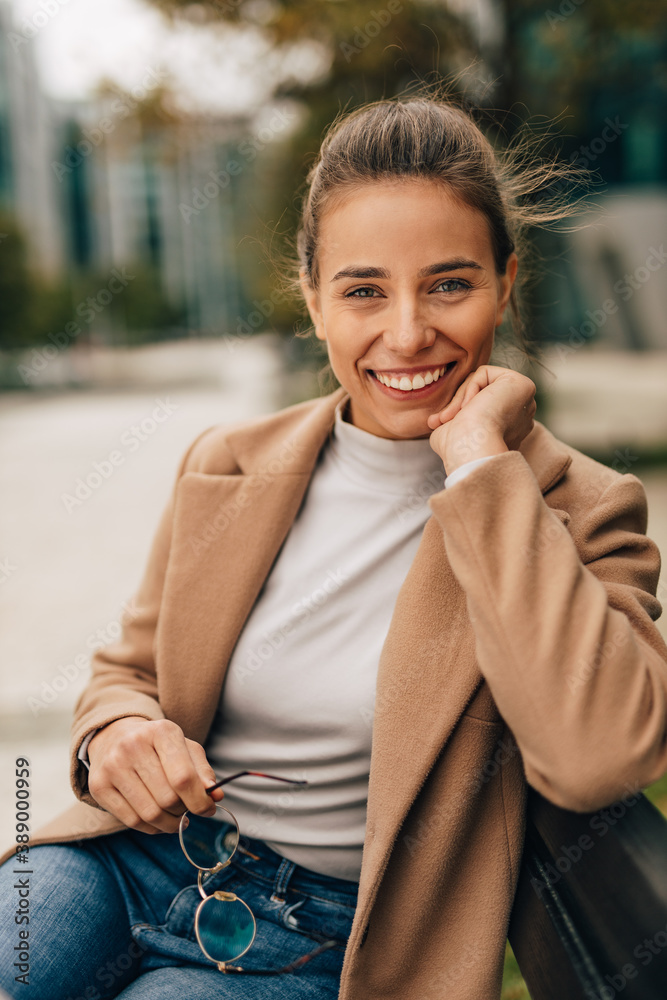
153,725,216,817
113,769,185,834
459,379,484,409
93,781,165,835
427,370,482,428
186,740,225,802
133,754,190,818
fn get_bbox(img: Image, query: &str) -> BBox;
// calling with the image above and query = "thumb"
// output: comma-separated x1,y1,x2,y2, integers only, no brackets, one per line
186,739,225,801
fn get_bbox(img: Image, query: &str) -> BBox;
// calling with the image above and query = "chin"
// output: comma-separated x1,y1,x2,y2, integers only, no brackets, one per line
374,410,433,441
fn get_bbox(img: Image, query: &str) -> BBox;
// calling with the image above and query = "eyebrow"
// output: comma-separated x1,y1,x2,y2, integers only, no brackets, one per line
330,259,483,282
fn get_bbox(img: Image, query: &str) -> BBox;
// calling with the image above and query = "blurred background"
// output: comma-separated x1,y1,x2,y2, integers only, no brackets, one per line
1,0,666,994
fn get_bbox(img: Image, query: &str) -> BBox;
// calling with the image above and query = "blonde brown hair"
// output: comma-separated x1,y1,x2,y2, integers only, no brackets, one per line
294,95,585,358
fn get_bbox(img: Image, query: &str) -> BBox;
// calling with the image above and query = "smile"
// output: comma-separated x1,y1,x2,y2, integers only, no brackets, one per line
369,364,455,393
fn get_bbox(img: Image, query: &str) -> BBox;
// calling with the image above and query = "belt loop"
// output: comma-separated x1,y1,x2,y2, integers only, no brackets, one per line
270,857,296,903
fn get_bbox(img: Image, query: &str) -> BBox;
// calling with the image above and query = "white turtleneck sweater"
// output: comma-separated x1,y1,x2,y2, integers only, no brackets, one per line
80,400,493,881
204,400,452,881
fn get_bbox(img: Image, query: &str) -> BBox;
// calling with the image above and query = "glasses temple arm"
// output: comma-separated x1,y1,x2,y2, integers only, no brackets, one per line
206,771,309,794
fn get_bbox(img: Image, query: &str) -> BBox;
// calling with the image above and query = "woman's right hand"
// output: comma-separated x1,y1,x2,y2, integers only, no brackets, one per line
87,717,224,834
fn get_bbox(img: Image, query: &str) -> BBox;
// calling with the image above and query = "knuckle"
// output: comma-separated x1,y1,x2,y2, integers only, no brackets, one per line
170,770,193,792
124,810,144,831
141,803,164,825
155,719,180,736
157,790,182,811
119,732,144,754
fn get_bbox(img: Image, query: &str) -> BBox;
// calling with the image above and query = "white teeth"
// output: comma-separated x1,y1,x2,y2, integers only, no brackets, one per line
374,365,449,391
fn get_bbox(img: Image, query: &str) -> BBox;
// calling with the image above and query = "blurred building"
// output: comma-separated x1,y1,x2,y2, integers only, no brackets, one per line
0,0,65,278
0,0,249,340
52,96,249,334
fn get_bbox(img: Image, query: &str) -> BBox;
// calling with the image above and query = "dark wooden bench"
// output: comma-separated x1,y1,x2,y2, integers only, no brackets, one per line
509,788,667,999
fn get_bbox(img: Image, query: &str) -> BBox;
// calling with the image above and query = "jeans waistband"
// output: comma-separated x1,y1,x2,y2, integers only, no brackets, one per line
220,822,360,904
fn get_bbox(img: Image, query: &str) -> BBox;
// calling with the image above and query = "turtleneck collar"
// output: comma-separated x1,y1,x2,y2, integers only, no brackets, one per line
328,397,445,496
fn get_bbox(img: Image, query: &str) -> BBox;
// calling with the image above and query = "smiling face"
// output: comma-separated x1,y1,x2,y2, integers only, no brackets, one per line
300,179,517,440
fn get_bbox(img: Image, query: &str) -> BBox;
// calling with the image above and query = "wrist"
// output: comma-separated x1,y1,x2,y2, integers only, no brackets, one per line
441,432,508,476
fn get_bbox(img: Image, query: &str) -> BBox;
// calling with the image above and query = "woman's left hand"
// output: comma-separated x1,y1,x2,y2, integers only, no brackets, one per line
427,365,537,475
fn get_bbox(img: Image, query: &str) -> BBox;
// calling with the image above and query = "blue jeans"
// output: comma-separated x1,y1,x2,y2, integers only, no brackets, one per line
0,821,359,999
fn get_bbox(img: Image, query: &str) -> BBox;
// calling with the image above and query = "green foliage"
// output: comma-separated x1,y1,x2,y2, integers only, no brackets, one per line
644,772,667,817
0,214,74,351
502,941,532,999
0,216,33,348
118,264,186,342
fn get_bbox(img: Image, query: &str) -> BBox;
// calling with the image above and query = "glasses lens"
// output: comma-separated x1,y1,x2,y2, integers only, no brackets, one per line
180,806,239,870
196,892,256,964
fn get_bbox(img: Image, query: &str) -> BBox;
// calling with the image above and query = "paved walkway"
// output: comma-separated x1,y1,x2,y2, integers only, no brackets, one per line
1,343,666,854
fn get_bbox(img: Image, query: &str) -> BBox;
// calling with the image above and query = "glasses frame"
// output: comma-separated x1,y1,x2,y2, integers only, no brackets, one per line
178,770,341,975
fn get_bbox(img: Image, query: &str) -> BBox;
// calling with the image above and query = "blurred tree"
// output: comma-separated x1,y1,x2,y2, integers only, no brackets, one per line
118,264,187,343
149,0,667,343
0,214,74,351
152,0,478,329
0,216,33,349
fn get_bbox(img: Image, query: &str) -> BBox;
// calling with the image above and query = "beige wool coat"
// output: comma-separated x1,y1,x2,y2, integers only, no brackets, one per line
5,386,667,999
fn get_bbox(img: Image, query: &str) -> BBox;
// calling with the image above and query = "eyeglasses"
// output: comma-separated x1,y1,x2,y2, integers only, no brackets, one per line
178,770,341,975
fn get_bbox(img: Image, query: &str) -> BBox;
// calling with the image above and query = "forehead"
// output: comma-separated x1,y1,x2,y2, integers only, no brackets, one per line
317,179,495,270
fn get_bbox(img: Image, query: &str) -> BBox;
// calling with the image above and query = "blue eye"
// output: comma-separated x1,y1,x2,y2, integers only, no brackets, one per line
434,278,470,293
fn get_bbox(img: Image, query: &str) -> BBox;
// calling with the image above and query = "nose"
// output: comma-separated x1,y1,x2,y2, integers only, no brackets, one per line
381,295,436,357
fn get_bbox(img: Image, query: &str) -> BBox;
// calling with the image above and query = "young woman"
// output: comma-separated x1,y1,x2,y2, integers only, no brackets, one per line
2,98,667,1000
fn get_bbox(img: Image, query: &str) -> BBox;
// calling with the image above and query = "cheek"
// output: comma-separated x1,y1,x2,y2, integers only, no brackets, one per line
454,310,496,354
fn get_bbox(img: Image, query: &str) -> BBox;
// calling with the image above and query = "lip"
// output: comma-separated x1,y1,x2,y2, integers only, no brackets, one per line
366,362,457,399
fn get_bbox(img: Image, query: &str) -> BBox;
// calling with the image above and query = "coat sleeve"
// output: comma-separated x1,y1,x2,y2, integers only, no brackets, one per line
428,450,667,812
69,426,218,807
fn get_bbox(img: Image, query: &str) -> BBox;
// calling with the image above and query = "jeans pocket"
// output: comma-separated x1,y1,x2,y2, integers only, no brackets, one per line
162,884,201,942
282,892,355,945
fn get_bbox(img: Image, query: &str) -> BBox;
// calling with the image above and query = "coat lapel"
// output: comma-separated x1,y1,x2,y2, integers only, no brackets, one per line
360,419,573,893
155,389,348,741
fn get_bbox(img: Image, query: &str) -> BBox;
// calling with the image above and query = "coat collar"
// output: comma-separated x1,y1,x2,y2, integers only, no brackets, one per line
217,386,573,493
